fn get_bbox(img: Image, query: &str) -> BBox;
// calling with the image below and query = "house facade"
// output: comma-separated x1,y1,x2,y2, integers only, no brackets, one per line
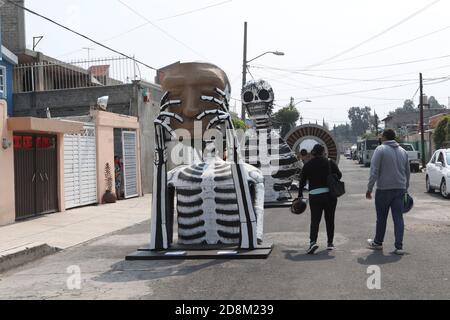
0,45,18,115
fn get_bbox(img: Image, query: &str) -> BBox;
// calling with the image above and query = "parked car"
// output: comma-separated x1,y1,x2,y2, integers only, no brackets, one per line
400,143,421,173
344,149,352,159
426,149,450,199
351,145,358,160
359,139,380,167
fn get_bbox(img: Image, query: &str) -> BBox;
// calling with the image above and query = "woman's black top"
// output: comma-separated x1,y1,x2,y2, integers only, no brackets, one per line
299,156,342,197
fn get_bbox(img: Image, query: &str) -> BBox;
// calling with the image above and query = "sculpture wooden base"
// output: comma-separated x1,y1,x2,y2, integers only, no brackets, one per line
126,243,273,261
265,201,293,209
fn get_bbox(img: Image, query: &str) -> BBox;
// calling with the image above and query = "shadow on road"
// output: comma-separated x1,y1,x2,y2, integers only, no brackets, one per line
283,250,335,262
357,251,403,266
92,259,228,283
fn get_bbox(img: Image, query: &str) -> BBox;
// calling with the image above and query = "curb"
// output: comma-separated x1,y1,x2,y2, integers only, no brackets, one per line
0,243,61,273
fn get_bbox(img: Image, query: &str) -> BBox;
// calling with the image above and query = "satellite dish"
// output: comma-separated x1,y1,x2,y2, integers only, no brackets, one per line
97,96,109,111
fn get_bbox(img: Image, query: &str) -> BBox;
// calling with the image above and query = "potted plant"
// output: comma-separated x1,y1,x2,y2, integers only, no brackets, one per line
102,162,117,204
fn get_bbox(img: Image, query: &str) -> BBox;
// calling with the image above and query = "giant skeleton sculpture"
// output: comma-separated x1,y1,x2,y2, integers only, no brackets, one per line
242,80,300,205
150,63,265,252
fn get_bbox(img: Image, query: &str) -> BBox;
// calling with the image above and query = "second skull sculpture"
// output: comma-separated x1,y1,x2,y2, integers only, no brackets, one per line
242,80,300,204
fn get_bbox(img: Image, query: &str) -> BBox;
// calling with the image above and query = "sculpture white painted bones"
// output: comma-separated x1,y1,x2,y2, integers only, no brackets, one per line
242,80,300,203
150,63,265,250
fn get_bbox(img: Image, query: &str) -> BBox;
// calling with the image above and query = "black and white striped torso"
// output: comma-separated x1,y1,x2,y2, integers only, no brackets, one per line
168,157,263,245
244,129,300,202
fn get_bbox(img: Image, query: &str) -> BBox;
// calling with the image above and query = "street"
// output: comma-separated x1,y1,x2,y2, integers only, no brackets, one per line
0,157,449,300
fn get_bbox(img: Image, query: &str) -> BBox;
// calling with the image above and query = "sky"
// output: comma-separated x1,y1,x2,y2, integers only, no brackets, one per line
22,0,450,125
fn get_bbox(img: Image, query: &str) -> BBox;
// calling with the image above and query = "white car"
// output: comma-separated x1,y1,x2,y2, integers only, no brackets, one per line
426,149,450,199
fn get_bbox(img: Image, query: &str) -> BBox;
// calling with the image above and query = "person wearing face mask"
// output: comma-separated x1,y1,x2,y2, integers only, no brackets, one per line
299,144,342,254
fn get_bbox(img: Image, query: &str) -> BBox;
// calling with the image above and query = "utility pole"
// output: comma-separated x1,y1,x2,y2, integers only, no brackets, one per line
419,73,426,169
374,110,379,136
241,22,248,121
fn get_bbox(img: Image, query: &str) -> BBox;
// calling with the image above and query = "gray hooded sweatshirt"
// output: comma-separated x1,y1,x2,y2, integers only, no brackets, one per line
368,141,410,193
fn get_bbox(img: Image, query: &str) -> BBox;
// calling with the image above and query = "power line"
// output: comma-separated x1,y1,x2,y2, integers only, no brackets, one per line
254,52,450,73
322,23,450,66
251,65,417,82
5,0,158,71
250,69,408,102
304,0,441,69
156,0,232,21
117,0,207,59
58,0,232,58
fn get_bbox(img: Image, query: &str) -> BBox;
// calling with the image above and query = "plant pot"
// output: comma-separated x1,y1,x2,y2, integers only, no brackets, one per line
102,190,117,204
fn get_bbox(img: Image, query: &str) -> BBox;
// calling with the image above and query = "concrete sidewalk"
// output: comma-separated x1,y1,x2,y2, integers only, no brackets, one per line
0,195,151,255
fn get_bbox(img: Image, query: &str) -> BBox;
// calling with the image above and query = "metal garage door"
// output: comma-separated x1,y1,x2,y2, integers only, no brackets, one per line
122,131,138,199
64,124,97,209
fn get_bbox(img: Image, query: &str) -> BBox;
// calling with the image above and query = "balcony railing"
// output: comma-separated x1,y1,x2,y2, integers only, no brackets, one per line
13,56,152,93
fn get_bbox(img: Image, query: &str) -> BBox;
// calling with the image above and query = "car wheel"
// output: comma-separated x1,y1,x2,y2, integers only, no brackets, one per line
426,176,435,193
440,179,450,199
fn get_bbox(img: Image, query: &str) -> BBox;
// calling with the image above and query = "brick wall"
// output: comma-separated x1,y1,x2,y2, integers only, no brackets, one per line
0,0,26,54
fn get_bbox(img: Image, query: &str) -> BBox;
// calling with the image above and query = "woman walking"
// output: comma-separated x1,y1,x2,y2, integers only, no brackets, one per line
298,144,343,254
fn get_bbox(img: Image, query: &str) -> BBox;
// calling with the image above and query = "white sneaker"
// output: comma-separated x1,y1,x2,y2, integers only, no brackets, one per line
367,239,383,250
393,249,405,256
327,244,336,251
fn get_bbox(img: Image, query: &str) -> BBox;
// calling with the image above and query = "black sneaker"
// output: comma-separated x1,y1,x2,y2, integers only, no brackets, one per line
307,242,319,255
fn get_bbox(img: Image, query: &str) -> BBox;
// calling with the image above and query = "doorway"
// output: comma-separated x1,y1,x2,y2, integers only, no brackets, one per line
13,134,58,220
114,129,138,199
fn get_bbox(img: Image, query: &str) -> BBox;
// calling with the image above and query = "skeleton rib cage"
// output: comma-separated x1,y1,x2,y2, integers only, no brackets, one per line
150,89,262,250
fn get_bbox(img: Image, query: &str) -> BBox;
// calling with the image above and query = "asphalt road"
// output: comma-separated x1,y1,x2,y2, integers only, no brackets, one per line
0,158,449,300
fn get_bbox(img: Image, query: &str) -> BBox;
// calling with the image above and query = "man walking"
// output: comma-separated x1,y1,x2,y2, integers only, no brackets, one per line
366,129,410,255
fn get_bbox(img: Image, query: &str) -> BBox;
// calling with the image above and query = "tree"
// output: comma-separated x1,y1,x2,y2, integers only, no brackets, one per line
333,123,357,143
272,97,300,137
434,116,450,149
348,106,372,137
403,99,415,111
232,118,247,131
428,96,446,109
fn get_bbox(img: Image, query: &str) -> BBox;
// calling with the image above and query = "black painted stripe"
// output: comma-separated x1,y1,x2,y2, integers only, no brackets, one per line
179,172,202,183
217,220,241,228
179,232,207,241
178,210,204,218
177,189,202,197
215,198,238,205
177,199,203,207
214,175,233,182
214,188,236,194
185,168,204,176
218,230,240,239
216,209,239,216
178,221,206,230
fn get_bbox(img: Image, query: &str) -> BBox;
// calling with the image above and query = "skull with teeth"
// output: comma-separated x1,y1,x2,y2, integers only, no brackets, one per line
242,80,275,120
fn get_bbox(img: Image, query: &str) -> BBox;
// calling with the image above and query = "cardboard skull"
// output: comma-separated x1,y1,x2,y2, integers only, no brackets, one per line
242,80,275,119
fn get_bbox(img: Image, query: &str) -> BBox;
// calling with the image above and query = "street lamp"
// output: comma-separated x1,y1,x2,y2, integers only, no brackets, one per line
247,51,285,64
241,22,285,120
293,99,312,107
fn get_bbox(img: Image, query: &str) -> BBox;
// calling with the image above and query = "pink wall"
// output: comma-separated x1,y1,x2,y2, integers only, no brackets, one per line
96,125,115,203
93,110,142,203
0,100,16,226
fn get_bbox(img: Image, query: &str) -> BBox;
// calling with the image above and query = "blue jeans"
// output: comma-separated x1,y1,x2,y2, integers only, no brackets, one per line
374,189,406,250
